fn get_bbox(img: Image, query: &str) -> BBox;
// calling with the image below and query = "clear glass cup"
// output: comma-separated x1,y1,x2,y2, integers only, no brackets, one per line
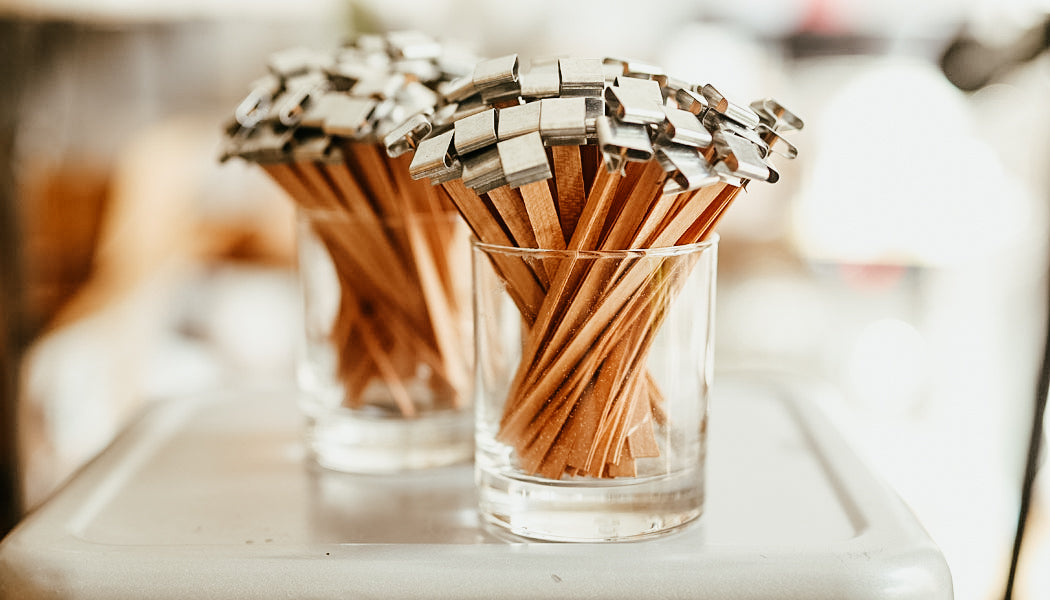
472,237,718,541
296,208,473,472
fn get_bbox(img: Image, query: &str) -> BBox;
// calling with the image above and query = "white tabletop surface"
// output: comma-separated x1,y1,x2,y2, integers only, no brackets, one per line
0,371,953,599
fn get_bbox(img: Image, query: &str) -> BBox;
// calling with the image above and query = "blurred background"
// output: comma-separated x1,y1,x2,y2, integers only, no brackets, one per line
1,0,1049,598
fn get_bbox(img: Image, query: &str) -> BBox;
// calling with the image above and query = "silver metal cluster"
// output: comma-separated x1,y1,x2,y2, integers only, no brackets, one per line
221,31,480,163
387,56,802,195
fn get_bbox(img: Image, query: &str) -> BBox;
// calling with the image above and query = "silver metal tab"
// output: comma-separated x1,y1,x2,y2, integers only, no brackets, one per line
497,101,542,140
354,34,387,55
370,98,398,126
453,108,498,155
392,58,441,83
276,74,326,127
712,160,744,187
410,130,456,179
395,81,439,117
704,111,770,157
234,75,281,128
756,124,798,159
605,80,665,125
235,122,295,163
267,47,329,79
656,144,718,194
450,101,490,122
498,131,552,188
596,116,654,170
320,96,378,137
438,75,479,103
612,75,662,93
430,103,459,127
675,87,708,116
750,98,804,131
539,97,588,145
290,131,333,162
383,113,433,157
386,30,442,60
428,159,463,184
584,96,604,139
657,106,713,148
558,58,605,97
700,84,760,129
714,131,774,182
461,146,507,194
299,92,347,129
601,57,628,82
663,76,692,93
323,62,367,91
351,72,406,99
473,54,520,102
519,61,561,99
624,60,668,87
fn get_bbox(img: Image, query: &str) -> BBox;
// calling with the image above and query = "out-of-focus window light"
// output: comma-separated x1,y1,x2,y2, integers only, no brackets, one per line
792,58,1032,267
785,49,1048,600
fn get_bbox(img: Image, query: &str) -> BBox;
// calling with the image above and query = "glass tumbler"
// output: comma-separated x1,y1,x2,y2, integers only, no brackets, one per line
297,208,473,472
472,238,717,541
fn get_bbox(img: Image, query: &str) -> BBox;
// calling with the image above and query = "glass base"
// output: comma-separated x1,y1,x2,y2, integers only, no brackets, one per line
305,408,473,473
475,465,704,542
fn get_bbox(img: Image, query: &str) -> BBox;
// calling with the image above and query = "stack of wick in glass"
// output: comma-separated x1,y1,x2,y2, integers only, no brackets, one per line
388,55,802,478
222,32,481,416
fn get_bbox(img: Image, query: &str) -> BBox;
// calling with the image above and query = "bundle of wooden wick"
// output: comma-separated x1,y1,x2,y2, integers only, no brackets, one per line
388,55,802,477
221,32,481,416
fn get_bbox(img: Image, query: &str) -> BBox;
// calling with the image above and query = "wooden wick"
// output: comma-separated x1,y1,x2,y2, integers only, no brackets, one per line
262,143,472,417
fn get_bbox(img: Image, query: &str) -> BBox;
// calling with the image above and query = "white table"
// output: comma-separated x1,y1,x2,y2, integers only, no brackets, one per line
0,371,953,599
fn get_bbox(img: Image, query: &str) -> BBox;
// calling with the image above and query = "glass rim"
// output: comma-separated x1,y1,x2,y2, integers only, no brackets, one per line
472,233,718,259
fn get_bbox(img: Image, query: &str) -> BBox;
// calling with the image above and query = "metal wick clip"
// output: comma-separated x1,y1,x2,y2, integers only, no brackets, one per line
656,145,718,195
497,102,541,141
558,58,605,97
712,129,778,184
539,97,589,146
596,116,653,173
519,59,561,99
409,130,463,184
604,77,665,125
473,54,520,103
700,84,760,129
234,74,282,128
453,108,498,155
498,131,552,188
750,98,803,158
275,72,328,127
384,113,433,157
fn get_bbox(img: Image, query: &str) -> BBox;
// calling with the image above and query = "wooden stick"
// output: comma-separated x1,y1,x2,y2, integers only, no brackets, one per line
264,144,473,416
523,183,726,385
511,176,679,399
442,179,546,319
551,145,586,243
496,167,622,425
486,187,548,288
518,179,565,281
518,180,566,251
487,187,540,249
261,163,325,211
403,213,468,406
